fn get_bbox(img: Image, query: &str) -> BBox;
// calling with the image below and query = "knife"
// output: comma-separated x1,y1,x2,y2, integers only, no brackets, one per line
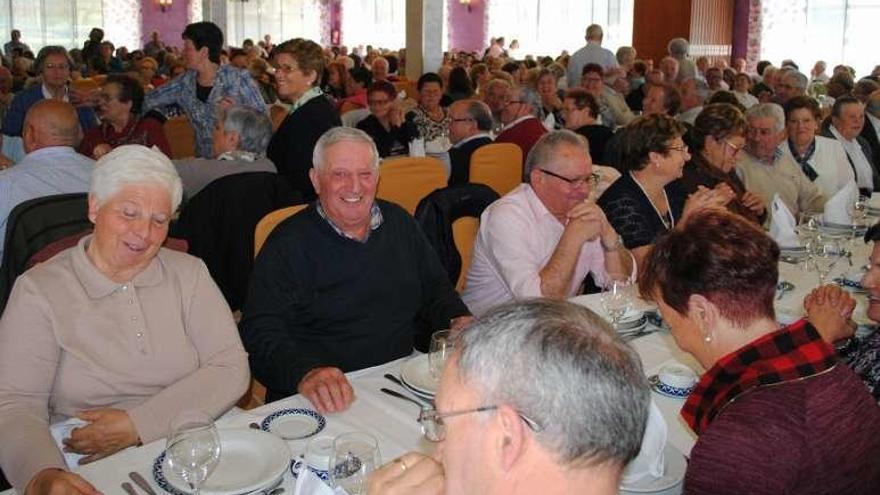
129,471,158,495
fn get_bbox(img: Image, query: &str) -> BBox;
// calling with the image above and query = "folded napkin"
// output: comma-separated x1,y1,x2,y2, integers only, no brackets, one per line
769,194,798,247
50,417,88,469
823,181,858,225
621,401,667,485
294,468,348,495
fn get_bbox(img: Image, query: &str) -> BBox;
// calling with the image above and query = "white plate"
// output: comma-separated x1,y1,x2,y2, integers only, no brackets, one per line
620,444,686,494
154,428,291,495
261,408,326,440
400,354,438,396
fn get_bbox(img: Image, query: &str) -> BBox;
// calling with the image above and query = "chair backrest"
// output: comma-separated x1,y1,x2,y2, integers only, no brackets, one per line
171,172,301,310
254,204,309,256
414,183,499,287
469,142,524,196
341,108,370,128
377,156,447,215
339,100,363,115
70,78,99,93
163,116,196,159
0,193,90,315
451,216,479,292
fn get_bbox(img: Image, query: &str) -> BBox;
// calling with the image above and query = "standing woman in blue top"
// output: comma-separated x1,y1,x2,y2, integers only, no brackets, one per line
143,22,266,158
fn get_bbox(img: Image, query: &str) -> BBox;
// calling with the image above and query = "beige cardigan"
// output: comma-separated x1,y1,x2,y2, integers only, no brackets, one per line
0,235,250,490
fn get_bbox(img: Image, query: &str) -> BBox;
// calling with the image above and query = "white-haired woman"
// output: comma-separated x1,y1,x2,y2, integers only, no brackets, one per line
174,105,277,200
0,145,249,494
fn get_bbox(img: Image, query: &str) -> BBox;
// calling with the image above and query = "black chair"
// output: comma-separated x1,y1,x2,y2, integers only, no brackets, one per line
414,183,499,286
171,172,301,310
0,193,90,316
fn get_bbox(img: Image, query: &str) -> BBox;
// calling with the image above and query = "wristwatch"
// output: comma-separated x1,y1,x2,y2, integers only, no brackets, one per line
601,234,623,252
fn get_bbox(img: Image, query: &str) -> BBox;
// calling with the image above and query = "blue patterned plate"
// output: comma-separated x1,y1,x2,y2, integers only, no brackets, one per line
290,455,330,483
261,408,326,440
153,428,290,495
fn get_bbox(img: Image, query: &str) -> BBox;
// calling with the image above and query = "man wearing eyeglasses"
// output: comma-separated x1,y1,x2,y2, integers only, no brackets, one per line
494,86,548,161
368,299,650,495
462,130,633,316
447,99,493,186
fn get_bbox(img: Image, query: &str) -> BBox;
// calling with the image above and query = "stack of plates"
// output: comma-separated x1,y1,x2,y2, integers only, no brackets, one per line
153,428,290,495
399,354,437,401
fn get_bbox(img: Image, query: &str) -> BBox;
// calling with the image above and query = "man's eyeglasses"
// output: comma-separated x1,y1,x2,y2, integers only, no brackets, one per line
44,63,69,70
417,405,543,442
451,117,473,123
667,144,689,155
368,99,390,106
539,168,599,188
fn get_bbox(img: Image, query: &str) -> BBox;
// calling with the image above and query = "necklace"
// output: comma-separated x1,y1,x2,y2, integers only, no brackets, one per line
629,172,674,230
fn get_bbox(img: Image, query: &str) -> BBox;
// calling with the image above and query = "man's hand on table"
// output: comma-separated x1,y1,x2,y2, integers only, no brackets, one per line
298,366,355,413
804,285,857,344
62,408,140,464
26,468,100,495
367,452,444,495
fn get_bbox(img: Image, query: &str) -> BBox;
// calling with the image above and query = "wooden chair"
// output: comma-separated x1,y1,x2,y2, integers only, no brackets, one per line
163,116,196,158
236,203,309,410
70,78,99,93
339,100,363,115
254,204,309,255
469,143,523,196
451,216,479,292
377,157,447,215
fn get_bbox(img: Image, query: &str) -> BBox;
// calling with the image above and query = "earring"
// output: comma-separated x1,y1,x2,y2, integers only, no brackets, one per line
697,311,711,342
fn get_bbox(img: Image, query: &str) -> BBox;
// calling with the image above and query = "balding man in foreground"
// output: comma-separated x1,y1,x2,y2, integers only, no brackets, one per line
447,99,493,186
0,100,93,258
368,299,650,495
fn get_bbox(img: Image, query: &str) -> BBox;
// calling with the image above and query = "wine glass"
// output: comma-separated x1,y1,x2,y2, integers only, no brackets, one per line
329,432,381,495
428,329,454,381
797,210,823,271
601,280,633,330
165,411,221,495
847,195,871,255
809,235,842,286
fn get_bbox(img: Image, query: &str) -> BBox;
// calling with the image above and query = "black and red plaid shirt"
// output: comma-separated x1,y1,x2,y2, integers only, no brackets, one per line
681,319,838,435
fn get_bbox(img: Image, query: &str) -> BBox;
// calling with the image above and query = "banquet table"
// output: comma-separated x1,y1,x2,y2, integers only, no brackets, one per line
2,244,874,495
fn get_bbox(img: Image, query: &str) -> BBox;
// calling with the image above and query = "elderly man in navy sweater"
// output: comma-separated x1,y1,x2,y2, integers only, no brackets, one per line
239,127,471,412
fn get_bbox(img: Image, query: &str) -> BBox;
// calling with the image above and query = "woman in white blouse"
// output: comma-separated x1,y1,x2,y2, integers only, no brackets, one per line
780,95,856,200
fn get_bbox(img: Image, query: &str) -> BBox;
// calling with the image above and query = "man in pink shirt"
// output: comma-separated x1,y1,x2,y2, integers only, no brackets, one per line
462,130,633,315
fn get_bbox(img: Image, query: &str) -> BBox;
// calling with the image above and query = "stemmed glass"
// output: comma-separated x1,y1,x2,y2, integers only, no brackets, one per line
428,329,454,381
165,411,221,495
329,432,381,495
601,280,633,330
809,235,843,286
847,195,871,258
797,211,823,271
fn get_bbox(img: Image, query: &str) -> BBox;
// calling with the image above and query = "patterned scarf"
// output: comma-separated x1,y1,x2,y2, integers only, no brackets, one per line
681,319,838,435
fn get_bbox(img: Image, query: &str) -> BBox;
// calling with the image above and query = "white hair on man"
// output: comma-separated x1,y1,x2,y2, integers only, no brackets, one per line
745,102,786,133
90,144,183,212
457,299,650,467
312,126,380,173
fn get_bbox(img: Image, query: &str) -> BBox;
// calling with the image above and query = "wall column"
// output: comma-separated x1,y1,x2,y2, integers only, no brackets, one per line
405,0,443,79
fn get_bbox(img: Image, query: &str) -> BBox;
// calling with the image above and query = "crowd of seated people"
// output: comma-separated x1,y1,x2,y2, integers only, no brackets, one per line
2,18,880,495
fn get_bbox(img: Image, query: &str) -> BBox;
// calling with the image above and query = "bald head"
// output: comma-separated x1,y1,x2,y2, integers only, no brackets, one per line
23,100,83,153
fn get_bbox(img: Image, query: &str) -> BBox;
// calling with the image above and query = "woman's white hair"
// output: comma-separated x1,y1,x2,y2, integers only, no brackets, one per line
90,145,184,211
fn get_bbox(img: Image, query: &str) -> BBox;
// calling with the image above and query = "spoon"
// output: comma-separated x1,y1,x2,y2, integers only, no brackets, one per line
380,387,429,408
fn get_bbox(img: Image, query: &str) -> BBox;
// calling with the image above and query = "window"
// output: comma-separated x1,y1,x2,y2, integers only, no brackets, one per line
761,0,880,78
226,0,323,48
0,0,106,53
486,0,634,58
340,0,407,50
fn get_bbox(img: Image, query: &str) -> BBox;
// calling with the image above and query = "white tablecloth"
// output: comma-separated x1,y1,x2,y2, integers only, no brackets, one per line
4,246,873,494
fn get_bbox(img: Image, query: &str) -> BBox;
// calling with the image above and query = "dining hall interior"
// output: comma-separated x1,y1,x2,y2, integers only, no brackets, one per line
0,1,879,494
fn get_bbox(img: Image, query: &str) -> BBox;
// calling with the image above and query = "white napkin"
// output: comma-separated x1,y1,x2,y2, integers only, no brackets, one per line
823,181,858,225
769,194,799,247
293,468,348,495
50,417,88,469
621,401,667,485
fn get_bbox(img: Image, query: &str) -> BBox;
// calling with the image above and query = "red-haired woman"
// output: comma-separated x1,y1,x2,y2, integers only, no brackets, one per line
638,209,880,494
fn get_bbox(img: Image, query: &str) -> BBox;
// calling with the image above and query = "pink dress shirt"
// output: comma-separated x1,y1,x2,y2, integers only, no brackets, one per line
462,184,614,315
